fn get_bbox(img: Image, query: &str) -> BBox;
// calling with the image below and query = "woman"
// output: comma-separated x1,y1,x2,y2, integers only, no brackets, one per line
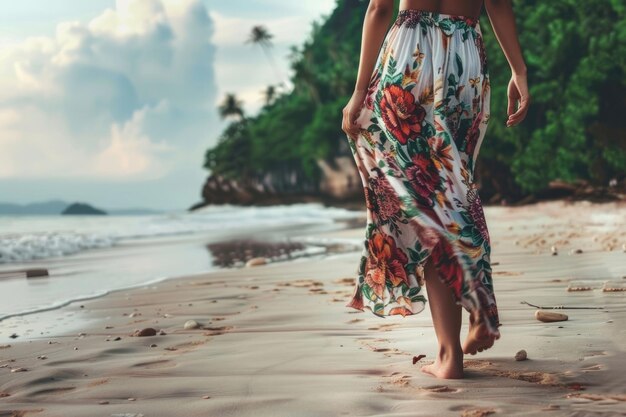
341,0,529,379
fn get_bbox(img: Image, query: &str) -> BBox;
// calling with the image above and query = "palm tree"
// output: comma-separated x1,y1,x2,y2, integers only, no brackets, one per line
218,93,245,120
246,25,285,86
262,85,277,106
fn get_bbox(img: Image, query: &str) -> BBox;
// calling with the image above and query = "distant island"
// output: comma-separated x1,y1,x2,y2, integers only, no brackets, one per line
0,200,163,216
61,202,107,215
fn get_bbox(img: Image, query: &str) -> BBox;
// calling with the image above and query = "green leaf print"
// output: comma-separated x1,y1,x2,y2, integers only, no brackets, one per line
394,143,411,164
439,19,452,35
447,73,457,87
460,226,473,238
421,122,436,139
388,55,397,75
374,303,385,314
367,123,381,133
407,287,421,297
362,285,375,302
411,294,427,303
407,247,421,262
455,53,463,77
378,159,386,168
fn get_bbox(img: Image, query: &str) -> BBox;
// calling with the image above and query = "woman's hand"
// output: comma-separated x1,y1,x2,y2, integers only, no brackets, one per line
506,72,530,127
342,89,368,139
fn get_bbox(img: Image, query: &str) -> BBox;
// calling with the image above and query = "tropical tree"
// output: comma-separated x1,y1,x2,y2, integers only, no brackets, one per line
218,93,245,121
262,85,277,106
246,25,285,86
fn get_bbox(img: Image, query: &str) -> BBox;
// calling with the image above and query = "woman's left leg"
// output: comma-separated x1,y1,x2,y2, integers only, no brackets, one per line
420,258,464,379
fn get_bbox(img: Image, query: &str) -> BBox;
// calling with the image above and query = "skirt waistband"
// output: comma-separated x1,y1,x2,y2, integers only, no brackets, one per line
394,9,479,30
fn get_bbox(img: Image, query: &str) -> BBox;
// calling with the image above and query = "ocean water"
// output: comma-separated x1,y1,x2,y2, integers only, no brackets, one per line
0,203,364,338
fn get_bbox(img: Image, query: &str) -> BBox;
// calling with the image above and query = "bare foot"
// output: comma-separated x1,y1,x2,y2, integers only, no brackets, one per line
462,313,499,355
420,348,464,379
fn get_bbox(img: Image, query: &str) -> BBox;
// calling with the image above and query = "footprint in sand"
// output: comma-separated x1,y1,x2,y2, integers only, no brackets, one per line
367,323,400,332
493,271,523,276
566,392,626,402
333,278,356,286
132,359,175,369
453,406,497,417
0,408,45,417
580,364,602,371
164,339,207,353
421,385,460,393
29,387,75,397
203,326,234,336
291,279,324,288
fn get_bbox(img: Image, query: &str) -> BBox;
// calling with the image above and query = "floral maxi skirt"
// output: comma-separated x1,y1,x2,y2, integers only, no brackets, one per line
345,10,501,338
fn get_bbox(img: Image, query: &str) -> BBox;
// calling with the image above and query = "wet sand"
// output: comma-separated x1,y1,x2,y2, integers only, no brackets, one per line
1,200,625,417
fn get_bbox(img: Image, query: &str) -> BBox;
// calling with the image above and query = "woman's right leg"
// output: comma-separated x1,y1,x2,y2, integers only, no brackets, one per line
420,258,465,379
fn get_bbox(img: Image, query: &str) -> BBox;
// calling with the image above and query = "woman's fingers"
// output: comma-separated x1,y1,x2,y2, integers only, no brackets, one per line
342,107,360,138
507,95,530,126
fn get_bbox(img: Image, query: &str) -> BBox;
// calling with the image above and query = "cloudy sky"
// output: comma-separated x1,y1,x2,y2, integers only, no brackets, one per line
0,0,336,211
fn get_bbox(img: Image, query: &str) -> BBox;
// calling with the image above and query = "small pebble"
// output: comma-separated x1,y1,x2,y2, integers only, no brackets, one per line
37,355,47,360
98,400,109,405
74,347,78,350
150,344,157,348
184,320,200,330
9,334,18,339
202,395,211,399
134,328,157,337
128,397,136,401
159,330,167,336
10,367,27,373
515,349,527,361
114,337,122,341
535,310,568,322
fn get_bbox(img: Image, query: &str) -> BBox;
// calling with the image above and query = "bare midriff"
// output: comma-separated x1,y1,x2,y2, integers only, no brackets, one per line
399,0,483,19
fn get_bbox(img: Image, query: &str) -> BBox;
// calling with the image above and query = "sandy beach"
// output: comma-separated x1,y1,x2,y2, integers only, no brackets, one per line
1,200,625,417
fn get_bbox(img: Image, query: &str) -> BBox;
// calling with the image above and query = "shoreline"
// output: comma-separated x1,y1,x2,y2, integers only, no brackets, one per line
0,235,363,340
1,200,625,416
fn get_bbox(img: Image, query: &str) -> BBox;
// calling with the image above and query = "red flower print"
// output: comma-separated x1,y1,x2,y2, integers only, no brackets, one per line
406,153,441,206
468,189,490,243
475,35,488,74
367,172,401,221
365,229,409,298
346,284,364,310
465,113,482,158
380,84,425,144
429,239,463,300
389,306,413,316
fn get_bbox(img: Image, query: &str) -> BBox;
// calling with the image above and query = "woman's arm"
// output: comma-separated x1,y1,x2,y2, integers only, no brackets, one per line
354,0,395,91
342,0,394,138
484,0,530,127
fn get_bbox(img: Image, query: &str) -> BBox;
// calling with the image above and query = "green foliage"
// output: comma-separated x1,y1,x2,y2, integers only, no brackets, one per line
480,0,626,193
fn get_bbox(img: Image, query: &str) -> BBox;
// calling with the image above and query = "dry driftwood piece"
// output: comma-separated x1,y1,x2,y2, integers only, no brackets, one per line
535,310,568,322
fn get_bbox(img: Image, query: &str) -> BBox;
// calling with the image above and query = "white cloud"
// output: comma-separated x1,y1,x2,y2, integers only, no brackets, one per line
0,0,217,180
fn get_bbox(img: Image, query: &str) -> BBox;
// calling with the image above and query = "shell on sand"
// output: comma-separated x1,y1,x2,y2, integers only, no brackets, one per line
535,310,568,322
